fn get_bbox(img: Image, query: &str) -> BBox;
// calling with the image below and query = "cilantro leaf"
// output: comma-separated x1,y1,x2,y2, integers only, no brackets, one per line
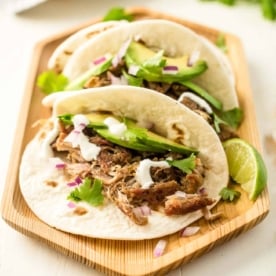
122,70,143,87
167,154,196,174
215,33,228,53
103,7,133,22
37,70,68,94
213,107,243,132
142,50,166,71
219,187,241,202
67,178,104,206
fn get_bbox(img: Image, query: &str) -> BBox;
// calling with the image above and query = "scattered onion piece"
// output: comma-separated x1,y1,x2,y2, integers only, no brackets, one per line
67,177,82,187
67,201,76,208
55,163,66,169
181,226,200,237
112,38,131,67
133,205,151,218
108,72,128,85
162,65,178,75
187,50,200,66
92,56,106,65
67,182,78,187
49,157,66,170
197,187,208,196
75,176,82,185
128,65,140,76
202,207,222,221
153,239,167,257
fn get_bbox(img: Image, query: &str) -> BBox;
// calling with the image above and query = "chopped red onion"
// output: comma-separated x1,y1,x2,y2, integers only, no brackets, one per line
187,50,200,67
128,65,140,76
93,56,106,65
133,205,151,218
67,176,82,187
67,181,78,187
49,157,66,170
162,65,178,75
75,176,82,185
55,163,66,169
153,239,167,257
197,187,207,196
108,72,127,85
67,201,76,208
181,226,200,237
112,39,131,67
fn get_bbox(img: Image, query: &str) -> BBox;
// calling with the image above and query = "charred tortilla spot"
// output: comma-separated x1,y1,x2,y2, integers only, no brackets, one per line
45,180,58,187
73,206,88,216
64,50,73,55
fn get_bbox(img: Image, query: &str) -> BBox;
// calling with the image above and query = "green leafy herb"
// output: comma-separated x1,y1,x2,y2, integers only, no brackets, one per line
103,7,133,22
216,33,228,53
213,107,243,132
142,50,166,71
219,187,241,202
67,178,104,206
167,154,196,174
122,70,143,87
200,0,276,21
37,71,68,94
261,0,276,20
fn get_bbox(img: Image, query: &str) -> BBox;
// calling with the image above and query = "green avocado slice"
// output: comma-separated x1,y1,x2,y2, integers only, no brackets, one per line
59,113,198,154
125,41,208,83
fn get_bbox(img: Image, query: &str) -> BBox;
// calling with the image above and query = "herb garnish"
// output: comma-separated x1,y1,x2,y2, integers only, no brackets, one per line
67,178,104,206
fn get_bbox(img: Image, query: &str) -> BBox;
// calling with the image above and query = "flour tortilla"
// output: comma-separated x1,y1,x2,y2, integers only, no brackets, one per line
62,19,238,110
20,86,229,240
48,20,128,72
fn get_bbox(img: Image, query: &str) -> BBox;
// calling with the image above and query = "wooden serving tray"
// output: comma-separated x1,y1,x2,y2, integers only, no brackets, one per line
1,7,270,276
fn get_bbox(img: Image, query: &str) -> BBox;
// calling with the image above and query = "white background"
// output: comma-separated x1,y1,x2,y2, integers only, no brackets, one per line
1,1,276,275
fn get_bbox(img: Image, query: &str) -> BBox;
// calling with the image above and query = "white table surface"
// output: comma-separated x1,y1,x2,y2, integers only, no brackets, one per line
1,1,276,275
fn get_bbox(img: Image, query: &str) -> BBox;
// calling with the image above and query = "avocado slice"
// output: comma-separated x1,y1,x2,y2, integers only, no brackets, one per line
65,54,113,91
59,112,198,154
87,113,198,154
124,41,208,83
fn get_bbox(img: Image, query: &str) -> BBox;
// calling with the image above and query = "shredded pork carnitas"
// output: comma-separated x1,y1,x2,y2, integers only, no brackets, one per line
52,121,215,225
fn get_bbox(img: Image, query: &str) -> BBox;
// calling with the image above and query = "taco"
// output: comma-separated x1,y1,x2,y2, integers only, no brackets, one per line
42,19,242,140
47,20,128,73
19,86,228,240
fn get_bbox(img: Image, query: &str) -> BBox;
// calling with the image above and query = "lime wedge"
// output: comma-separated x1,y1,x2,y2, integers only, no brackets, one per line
223,138,267,200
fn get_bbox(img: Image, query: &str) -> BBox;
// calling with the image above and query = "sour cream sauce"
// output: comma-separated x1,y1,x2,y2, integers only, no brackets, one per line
136,159,170,189
104,117,127,138
178,92,213,114
69,114,101,161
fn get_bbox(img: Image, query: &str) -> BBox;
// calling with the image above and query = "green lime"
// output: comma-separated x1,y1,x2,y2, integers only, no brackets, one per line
223,138,267,200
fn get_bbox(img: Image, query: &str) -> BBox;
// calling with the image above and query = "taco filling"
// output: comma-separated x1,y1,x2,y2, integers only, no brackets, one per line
50,112,215,225
51,39,242,140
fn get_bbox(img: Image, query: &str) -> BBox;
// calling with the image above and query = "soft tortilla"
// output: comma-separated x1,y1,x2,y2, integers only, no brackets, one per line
20,86,229,240
62,19,238,110
48,20,127,72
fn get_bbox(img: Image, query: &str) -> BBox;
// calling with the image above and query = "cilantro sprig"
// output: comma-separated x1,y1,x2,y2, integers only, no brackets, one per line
167,154,196,174
219,186,241,202
67,178,104,206
103,7,133,22
36,70,68,94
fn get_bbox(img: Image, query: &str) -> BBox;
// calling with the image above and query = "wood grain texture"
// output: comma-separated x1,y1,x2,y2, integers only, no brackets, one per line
0,7,269,276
